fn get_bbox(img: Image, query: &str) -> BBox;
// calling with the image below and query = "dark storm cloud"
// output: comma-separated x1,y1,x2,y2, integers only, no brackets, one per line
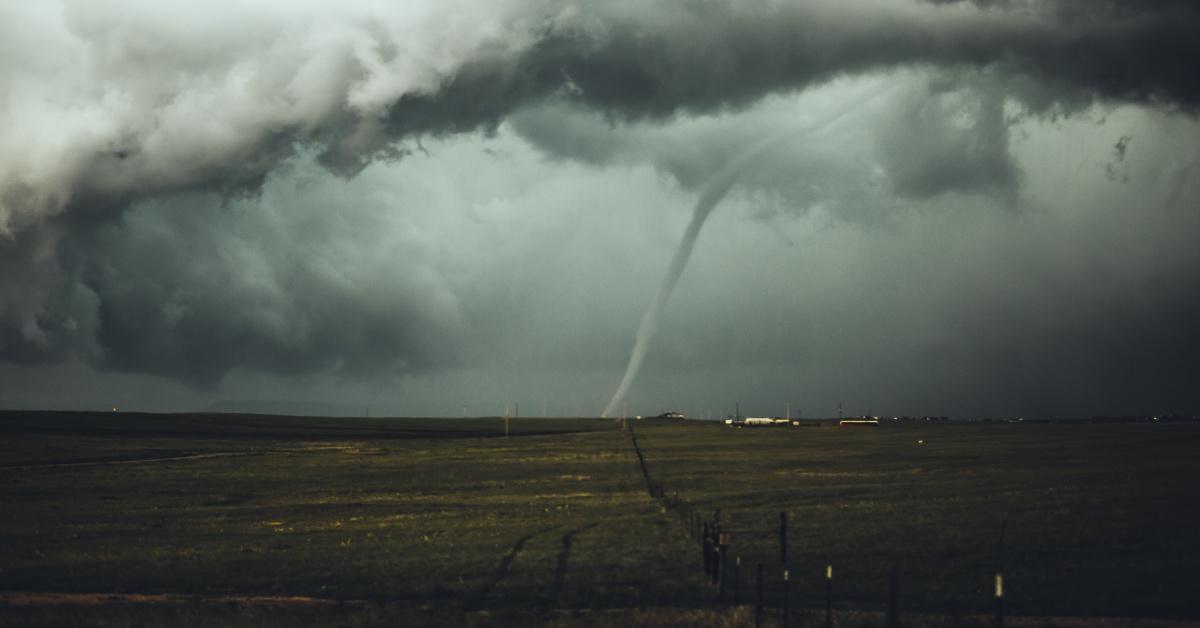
874,75,1020,201
543,1,1200,115
80,190,466,388
508,72,1017,226
2,0,1200,386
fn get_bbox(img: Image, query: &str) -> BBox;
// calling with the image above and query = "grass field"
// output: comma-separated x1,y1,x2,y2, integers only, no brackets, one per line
631,420,1200,621
1,411,1197,626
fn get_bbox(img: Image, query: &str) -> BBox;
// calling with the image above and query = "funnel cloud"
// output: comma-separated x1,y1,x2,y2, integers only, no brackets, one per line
601,84,892,417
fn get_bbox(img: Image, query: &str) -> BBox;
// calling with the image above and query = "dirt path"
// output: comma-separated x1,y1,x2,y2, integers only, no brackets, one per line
552,522,598,605
488,526,559,591
470,525,561,607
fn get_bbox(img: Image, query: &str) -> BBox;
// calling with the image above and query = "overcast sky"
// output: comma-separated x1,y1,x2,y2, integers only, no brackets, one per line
1,1,1198,418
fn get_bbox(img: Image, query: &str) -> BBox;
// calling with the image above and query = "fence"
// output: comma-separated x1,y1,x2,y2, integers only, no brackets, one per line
624,421,1008,628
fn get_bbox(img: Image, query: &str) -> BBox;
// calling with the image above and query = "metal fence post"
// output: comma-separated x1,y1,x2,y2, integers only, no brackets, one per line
735,555,742,606
887,566,899,628
782,566,790,628
826,564,833,628
755,563,764,628
780,511,788,564
715,535,724,600
995,572,1004,628
712,532,722,587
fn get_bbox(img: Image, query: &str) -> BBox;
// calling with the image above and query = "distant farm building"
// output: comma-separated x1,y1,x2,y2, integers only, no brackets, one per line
655,411,686,419
725,417,790,427
839,418,880,426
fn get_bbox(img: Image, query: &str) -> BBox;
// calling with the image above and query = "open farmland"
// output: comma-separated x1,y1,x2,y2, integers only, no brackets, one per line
1,412,1198,626
0,412,713,626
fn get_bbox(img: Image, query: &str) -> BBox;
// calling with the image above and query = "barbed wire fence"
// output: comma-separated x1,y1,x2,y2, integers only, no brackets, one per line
623,421,1008,628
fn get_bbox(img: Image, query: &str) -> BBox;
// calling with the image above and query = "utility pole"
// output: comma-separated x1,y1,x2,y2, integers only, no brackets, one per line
786,402,790,421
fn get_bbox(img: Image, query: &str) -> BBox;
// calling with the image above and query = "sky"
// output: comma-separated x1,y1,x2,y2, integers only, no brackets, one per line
1,0,1198,419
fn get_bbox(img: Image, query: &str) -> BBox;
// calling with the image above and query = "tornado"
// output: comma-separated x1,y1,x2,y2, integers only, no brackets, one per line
601,85,889,418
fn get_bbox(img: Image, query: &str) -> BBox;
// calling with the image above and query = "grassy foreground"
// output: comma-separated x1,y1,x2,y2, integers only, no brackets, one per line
0,412,709,626
0,412,1197,626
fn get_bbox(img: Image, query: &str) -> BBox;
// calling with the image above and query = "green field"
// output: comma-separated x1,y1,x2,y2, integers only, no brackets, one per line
1,412,1197,626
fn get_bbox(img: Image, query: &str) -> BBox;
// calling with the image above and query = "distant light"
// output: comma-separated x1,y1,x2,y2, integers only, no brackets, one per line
917,439,924,445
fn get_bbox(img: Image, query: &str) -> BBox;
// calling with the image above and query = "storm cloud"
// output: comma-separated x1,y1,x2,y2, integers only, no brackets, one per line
1,0,1198,415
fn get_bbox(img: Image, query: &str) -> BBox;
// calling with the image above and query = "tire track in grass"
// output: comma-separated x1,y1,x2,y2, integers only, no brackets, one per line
0,451,269,470
1,444,367,471
471,525,561,607
552,522,598,606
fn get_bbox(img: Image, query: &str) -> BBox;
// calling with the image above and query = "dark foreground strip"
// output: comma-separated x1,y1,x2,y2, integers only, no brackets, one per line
2,593,1196,627
0,592,364,607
